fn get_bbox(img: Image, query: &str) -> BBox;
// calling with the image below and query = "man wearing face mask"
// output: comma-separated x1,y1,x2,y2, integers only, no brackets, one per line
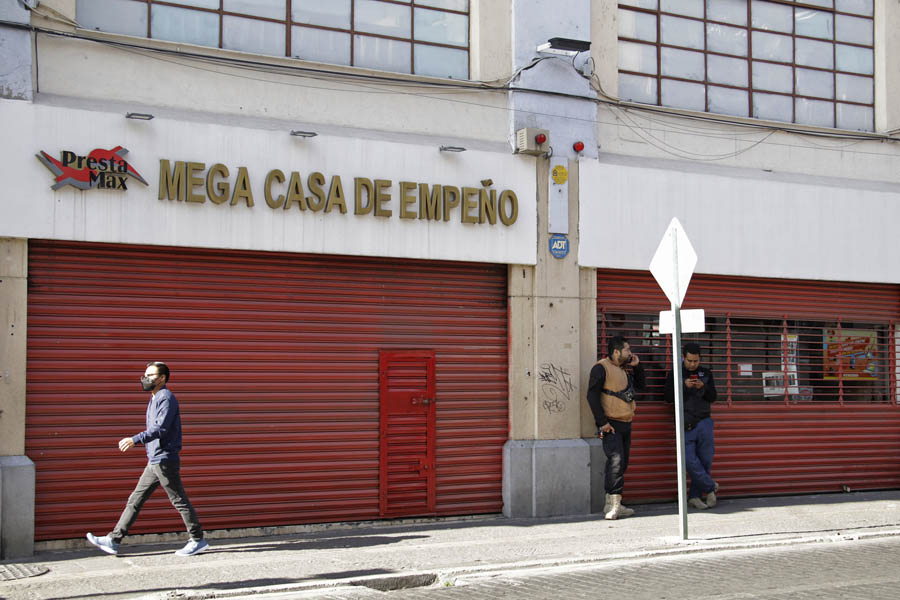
86,362,208,556
586,336,646,520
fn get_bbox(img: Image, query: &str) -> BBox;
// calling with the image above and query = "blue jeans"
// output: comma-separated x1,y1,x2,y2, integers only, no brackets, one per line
685,417,715,499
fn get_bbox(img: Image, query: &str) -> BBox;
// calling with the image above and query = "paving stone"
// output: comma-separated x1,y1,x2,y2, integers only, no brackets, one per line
381,537,900,600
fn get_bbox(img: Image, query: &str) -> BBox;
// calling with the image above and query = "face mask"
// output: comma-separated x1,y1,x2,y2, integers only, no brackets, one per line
141,375,157,391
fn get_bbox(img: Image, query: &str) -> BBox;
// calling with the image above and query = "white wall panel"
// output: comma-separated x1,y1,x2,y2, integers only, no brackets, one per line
579,155,900,284
0,100,537,265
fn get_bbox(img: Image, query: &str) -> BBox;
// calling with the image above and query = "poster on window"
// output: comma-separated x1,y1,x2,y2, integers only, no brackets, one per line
823,329,878,379
782,333,798,366
762,368,799,396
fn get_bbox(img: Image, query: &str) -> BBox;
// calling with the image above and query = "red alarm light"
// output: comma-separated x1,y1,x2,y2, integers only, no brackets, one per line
535,133,547,145
573,141,585,152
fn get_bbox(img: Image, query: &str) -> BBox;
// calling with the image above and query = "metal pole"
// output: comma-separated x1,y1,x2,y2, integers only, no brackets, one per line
669,227,688,540
672,303,688,540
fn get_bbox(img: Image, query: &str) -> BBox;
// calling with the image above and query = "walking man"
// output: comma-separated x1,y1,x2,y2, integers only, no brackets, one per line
586,336,646,520
664,342,719,509
87,362,209,556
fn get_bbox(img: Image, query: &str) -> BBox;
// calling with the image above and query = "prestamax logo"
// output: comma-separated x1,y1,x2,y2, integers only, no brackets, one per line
36,146,148,191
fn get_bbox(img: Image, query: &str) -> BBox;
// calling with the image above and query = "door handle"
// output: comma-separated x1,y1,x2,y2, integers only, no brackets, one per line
411,396,433,406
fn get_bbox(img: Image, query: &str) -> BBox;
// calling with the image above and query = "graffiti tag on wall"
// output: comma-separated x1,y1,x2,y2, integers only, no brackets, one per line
538,363,575,414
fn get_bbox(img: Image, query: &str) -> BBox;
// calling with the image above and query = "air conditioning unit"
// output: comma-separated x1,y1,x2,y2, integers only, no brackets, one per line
516,128,550,155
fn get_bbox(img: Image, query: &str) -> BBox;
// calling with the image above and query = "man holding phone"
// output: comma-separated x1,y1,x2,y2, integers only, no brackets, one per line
664,342,719,509
586,336,646,520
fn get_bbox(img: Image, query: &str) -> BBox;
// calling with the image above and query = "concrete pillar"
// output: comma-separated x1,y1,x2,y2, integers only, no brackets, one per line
876,0,900,132
0,238,34,558
1,456,35,558
503,158,600,517
0,0,33,101
501,0,605,518
592,0,619,99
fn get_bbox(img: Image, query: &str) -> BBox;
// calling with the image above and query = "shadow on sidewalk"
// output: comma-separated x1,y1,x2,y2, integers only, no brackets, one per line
39,570,396,600
29,533,431,564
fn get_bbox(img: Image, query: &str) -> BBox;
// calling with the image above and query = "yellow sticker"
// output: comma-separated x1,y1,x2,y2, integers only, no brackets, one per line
551,165,568,185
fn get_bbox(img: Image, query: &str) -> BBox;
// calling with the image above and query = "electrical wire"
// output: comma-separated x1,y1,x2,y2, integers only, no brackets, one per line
610,106,779,161
8,19,900,160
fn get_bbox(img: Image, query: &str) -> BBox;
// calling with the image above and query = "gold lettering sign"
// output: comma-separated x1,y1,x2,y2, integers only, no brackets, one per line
158,160,519,227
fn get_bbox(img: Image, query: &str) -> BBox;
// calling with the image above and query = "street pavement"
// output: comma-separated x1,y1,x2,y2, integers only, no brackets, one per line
1,490,899,600
380,536,900,600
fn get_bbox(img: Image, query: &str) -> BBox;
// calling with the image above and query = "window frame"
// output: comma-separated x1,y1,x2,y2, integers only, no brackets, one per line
80,0,471,79
617,0,875,131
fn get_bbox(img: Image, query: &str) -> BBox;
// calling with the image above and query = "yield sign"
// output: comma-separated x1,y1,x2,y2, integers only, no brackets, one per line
649,217,697,307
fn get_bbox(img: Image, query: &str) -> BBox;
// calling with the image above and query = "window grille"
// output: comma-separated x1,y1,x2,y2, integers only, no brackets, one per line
600,310,897,405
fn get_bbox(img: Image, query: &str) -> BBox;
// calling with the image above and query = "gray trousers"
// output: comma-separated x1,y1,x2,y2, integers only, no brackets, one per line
109,461,203,543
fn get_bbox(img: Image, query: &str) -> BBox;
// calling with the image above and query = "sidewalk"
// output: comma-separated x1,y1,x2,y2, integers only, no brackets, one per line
2,490,899,600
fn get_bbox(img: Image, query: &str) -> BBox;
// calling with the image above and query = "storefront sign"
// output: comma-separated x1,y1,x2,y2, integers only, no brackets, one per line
548,233,569,258
158,160,519,226
36,147,148,191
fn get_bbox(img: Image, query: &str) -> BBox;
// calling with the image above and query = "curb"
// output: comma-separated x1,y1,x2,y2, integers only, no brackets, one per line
168,527,900,599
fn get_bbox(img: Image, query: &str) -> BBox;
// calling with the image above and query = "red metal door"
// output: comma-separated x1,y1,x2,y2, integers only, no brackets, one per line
379,350,436,517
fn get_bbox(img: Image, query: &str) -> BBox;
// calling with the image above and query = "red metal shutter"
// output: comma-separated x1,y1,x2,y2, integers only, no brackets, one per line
597,269,900,501
26,240,508,541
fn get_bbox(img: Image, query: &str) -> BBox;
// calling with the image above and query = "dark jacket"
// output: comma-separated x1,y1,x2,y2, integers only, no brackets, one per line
132,387,182,463
663,364,717,429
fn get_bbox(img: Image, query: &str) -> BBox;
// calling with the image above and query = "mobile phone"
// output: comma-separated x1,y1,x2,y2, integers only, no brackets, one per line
689,374,699,381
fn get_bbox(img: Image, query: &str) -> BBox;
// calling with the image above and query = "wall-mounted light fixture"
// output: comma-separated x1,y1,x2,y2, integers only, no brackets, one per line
439,145,466,152
125,112,154,120
536,37,591,57
573,141,585,153
290,130,318,138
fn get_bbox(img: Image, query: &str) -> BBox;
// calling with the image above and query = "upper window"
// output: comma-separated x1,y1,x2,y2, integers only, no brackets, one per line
617,0,874,131
77,0,470,79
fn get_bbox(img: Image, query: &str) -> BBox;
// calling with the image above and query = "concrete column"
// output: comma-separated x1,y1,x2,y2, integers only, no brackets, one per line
470,0,512,83
0,237,34,558
875,0,900,132
0,0,33,101
591,0,620,99
503,158,600,517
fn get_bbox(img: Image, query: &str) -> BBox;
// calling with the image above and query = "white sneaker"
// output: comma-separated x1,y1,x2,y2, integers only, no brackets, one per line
175,538,210,556
688,497,709,510
705,482,720,508
86,533,119,555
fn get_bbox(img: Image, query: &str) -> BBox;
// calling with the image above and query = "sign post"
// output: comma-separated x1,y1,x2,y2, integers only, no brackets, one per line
649,217,698,541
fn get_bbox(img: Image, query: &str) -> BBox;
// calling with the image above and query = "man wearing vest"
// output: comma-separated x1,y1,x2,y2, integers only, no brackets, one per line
664,342,719,510
586,335,647,520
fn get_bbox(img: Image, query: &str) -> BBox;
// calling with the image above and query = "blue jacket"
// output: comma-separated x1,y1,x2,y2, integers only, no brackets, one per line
132,387,182,463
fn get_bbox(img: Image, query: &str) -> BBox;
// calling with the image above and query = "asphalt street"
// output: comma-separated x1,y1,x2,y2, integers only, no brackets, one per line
230,536,900,600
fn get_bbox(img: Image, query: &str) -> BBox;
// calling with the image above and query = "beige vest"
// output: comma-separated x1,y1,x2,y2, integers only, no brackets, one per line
598,357,636,422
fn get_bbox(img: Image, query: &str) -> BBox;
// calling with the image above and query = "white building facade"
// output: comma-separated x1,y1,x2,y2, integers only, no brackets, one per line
1,0,899,557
